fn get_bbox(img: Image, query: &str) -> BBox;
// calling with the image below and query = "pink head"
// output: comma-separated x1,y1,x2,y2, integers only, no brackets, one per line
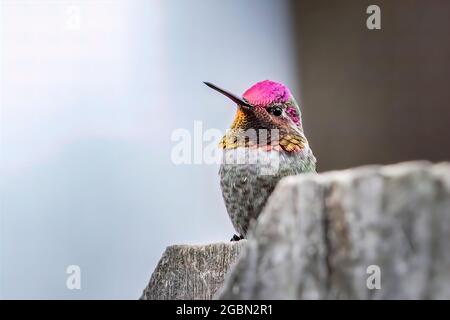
205,80,302,129
243,80,301,127
205,80,306,152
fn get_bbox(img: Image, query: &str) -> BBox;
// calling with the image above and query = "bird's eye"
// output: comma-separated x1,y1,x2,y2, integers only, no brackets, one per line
268,106,283,117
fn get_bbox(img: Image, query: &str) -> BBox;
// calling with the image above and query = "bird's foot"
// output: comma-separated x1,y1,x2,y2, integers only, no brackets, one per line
230,234,244,242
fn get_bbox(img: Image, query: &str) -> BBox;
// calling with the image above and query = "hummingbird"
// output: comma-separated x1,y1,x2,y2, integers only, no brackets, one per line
204,80,316,241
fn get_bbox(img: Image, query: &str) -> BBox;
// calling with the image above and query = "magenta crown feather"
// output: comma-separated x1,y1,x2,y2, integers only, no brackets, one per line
243,80,301,127
242,80,292,107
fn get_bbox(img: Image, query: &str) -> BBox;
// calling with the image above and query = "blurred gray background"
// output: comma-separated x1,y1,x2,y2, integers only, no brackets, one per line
1,0,449,299
291,0,450,170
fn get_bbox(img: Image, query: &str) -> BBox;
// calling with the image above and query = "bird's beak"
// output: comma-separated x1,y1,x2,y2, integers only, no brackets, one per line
204,82,252,109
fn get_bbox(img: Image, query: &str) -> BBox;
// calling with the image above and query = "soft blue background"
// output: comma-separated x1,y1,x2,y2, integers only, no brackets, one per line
0,0,298,299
